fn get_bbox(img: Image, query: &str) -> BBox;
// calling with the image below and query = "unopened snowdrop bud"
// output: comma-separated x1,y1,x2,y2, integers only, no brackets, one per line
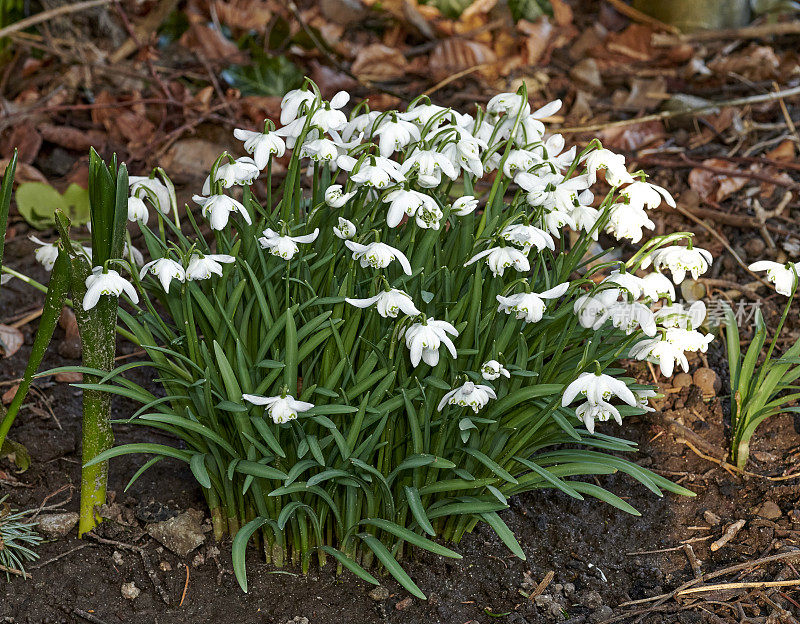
464,246,530,277
333,218,356,240
748,260,799,296
562,372,637,408
640,272,676,302
185,253,235,280
139,258,185,294
643,246,713,284
437,381,496,413
345,241,412,275
452,196,478,216
325,184,356,208
242,393,314,425
584,148,634,187
30,236,59,270
192,194,252,231
82,267,139,311
629,337,689,377
496,283,569,324
127,195,149,223
481,360,510,381
403,318,459,367
258,228,319,260
346,288,419,319
233,128,285,169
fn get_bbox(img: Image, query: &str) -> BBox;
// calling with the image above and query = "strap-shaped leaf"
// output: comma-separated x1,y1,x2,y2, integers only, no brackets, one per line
361,519,461,559
358,533,426,599
318,546,379,585
480,511,526,560
404,486,435,536
190,453,212,489
462,447,518,484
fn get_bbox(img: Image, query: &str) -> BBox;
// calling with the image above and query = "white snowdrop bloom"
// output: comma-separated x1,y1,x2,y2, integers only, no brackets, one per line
495,100,561,145
341,110,380,142
570,204,601,239
324,184,356,208
123,241,145,267
748,260,799,296
127,195,149,223
643,246,713,284
299,138,340,162
501,224,554,252
403,318,459,367
339,155,405,189
487,92,530,117
83,267,139,311
665,327,714,353
605,204,655,243
634,389,658,412
345,288,420,319
562,372,637,408
345,240,412,275
309,91,349,132
536,134,576,172
519,172,590,214
584,148,633,187
374,117,421,157
203,157,260,194
192,194,251,231
629,337,689,378
139,258,185,293
502,149,538,178
452,196,478,216
242,393,314,425
640,272,676,302
129,176,171,214
464,246,530,277
401,149,458,188
333,217,356,240
496,283,569,323
185,253,235,280
655,301,706,330
602,271,644,301
607,301,657,336
542,207,577,237
481,360,510,381
619,180,675,211
383,189,440,229
258,228,319,260
400,103,450,129
437,381,496,413
573,291,618,330
280,88,317,125
233,128,286,169
30,236,59,270
274,116,307,149
575,400,622,434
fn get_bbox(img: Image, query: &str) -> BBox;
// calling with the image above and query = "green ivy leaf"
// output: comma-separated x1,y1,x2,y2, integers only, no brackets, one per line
0,435,31,472
15,182,90,229
507,0,553,22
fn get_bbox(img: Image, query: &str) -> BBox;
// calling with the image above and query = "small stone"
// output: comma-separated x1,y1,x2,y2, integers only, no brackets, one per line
159,561,172,571
757,501,782,519
395,597,413,610
693,368,719,396
369,586,390,601
121,582,140,600
581,590,603,610
191,551,205,567
673,372,693,389
590,605,613,623
36,512,79,538
146,508,207,557
284,618,309,624
789,509,800,524
112,551,124,565
704,510,721,526
745,237,766,258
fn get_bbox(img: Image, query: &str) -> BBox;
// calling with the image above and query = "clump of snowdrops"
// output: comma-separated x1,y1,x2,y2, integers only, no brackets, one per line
40,80,715,596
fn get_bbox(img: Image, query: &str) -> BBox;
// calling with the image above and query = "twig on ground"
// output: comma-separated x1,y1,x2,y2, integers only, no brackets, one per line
603,0,680,34
423,64,492,97
678,578,800,596
529,570,555,600
710,520,746,552
0,0,112,40
30,544,87,569
653,21,800,45
683,543,703,579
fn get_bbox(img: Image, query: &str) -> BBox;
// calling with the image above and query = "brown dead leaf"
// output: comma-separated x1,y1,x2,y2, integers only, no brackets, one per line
600,120,666,152
688,158,748,202
39,124,107,152
161,138,229,184
55,371,83,383
708,45,779,82
766,139,796,162
214,0,272,31
550,0,573,26
92,92,156,150
240,96,282,126
1,122,41,164
2,384,19,405
310,61,358,99
365,93,402,110
0,325,24,358
59,306,78,336
517,18,555,66
0,158,46,183
351,44,409,81
603,24,657,62
428,39,497,80
179,23,245,63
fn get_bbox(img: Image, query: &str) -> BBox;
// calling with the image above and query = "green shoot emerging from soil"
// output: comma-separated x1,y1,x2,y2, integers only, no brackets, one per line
0,495,42,580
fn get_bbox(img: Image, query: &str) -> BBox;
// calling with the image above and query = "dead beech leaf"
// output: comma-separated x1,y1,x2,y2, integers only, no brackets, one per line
766,139,796,162
688,159,748,202
39,124,107,152
0,158,46,183
1,122,41,164
91,92,155,150
600,120,666,152
603,24,656,63
351,44,409,81
240,95,283,126
55,371,83,383
428,38,496,80
708,45,779,82
517,18,555,66
549,0,573,26
2,384,18,405
214,0,272,31
0,324,24,358
179,23,245,63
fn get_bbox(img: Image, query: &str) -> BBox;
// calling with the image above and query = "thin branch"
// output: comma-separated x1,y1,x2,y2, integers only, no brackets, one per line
0,0,112,40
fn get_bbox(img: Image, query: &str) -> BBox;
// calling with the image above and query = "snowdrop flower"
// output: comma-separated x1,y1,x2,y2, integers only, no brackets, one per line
496,283,569,323
634,389,658,412
629,337,688,377
465,246,530,277
487,92,530,117
123,242,145,267
665,327,714,353
640,272,676,302
346,288,419,318
324,184,356,208
233,128,286,169
192,194,251,230
571,204,601,239
333,217,356,240
575,400,622,434
481,360,510,381
403,318,459,367
655,301,706,330
280,87,317,125
452,196,478,216
383,189,441,229
607,301,657,336
185,253,235,280
562,372,637,408
400,103,449,129
345,240,412,275
584,148,633,187
519,172,591,215
573,291,618,330
202,157,259,194
258,228,319,260
619,180,675,211
299,138,340,162
605,204,654,243
401,149,458,188
341,110,380,142
495,100,561,145
748,260,799,296
30,236,59,270
439,135,485,177
139,258,185,293
83,267,138,311
339,155,404,189
309,91,349,132
503,149,538,178
542,207,577,237
643,246,713,284
536,134,576,172
602,271,644,301
242,393,314,425
127,195,149,223
437,381,496,413
501,224,554,252
130,176,171,214
374,116,421,157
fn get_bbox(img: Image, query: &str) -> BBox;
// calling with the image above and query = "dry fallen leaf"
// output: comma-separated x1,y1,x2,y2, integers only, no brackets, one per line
708,45,779,82
0,324,24,358
428,38,497,80
351,44,409,81
766,139,796,162
179,23,245,63
517,18,555,66
0,158,46,183
1,122,42,164
600,120,666,152
55,371,83,383
39,124,107,152
214,0,273,31
688,158,748,202
2,384,19,405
